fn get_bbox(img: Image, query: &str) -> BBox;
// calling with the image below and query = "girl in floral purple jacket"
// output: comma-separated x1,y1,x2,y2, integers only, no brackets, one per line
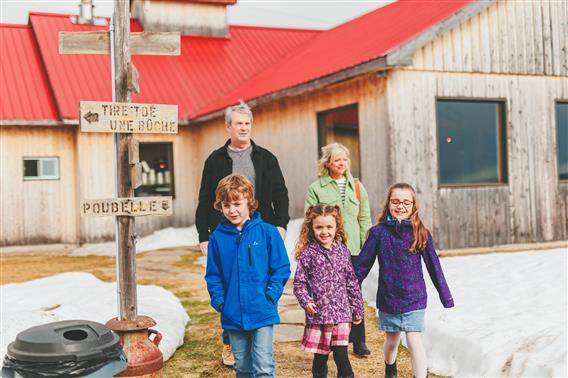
294,204,364,378
355,183,454,378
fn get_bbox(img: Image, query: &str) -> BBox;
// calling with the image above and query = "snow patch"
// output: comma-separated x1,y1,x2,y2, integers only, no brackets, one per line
0,272,189,368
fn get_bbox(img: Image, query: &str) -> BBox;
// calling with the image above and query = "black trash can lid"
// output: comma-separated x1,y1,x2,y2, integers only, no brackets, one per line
6,320,121,363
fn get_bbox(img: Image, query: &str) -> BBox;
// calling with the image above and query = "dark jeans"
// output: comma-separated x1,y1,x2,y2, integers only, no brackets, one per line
349,255,366,344
223,329,230,345
312,346,353,377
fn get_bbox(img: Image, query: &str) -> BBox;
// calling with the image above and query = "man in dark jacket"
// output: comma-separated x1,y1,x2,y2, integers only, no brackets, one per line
195,100,290,366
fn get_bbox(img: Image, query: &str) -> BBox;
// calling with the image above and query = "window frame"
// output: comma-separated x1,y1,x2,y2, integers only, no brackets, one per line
316,103,362,179
435,97,509,188
135,141,176,199
22,157,60,181
555,100,568,182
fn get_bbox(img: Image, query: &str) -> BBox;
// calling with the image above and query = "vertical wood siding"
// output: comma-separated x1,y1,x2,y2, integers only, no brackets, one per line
75,128,201,243
195,74,390,220
411,0,568,76
387,69,567,248
1,127,78,245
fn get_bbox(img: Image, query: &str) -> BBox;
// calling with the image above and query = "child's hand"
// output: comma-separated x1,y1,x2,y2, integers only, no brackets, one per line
353,319,362,325
306,303,317,315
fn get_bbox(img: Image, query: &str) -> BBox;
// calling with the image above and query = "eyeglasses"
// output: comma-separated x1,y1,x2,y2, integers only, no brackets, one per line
390,199,414,207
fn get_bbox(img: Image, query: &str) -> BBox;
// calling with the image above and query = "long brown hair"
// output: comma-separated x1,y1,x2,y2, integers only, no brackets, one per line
377,183,428,253
294,204,348,260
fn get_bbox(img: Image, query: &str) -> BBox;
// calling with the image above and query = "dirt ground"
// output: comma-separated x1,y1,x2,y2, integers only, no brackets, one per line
1,246,447,377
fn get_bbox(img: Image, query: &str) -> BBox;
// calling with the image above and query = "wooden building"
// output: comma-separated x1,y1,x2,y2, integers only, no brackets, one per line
1,0,566,249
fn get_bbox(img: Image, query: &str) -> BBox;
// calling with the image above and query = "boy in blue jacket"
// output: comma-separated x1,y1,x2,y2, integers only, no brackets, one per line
205,174,291,377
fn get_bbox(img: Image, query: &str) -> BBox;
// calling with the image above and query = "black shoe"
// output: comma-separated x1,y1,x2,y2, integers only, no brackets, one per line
385,361,397,378
353,342,371,356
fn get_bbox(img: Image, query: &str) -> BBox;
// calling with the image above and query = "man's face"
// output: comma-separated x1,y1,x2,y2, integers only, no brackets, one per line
227,112,252,145
221,195,251,230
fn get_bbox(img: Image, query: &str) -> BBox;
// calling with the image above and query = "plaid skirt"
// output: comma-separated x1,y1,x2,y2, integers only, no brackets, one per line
300,323,351,354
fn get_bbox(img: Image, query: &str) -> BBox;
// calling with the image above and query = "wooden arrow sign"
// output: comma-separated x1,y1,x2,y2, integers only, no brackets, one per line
59,31,181,55
79,101,178,133
81,197,173,217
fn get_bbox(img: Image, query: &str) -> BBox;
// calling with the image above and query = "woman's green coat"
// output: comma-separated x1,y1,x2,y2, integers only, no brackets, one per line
305,172,372,256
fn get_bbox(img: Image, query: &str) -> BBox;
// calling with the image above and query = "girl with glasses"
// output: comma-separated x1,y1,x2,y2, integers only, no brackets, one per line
354,183,454,378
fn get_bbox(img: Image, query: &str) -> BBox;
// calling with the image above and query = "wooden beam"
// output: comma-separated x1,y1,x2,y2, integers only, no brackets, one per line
59,31,181,55
113,0,137,321
0,120,64,126
127,63,140,95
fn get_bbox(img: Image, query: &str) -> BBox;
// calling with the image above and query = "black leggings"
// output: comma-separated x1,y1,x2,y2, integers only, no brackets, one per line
349,256,366,343
312,346,353,377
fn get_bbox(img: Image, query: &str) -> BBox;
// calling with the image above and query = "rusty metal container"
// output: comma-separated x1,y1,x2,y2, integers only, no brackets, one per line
106,315,163,377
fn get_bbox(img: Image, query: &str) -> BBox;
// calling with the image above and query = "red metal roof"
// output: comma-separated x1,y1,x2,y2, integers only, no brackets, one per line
2,0,474,123
0,24,58,121
196,0,474,117
28,13,320,120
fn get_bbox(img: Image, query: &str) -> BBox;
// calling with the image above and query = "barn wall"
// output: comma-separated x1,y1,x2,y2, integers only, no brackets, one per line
387,69,568,248
0,126,78,245
76,126,201,243
411,0,568,76
194,74,390,222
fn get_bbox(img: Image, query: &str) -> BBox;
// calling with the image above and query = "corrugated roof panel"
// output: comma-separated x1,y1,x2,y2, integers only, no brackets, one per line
28,13,320,120
0,24,58,121
196,0,474,117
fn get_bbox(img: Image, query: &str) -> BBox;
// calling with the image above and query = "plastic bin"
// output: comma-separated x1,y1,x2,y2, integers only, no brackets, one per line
1,320,127,377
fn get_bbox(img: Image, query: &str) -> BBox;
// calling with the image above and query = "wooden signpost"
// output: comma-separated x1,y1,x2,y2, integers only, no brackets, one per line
81,197,173,217
79,101,178,133
60,0,180,354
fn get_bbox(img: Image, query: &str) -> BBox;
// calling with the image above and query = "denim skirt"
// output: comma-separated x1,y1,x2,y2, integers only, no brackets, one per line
378,309,425,332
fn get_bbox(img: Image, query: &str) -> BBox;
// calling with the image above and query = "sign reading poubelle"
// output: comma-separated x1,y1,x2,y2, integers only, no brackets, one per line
79,101,178,133
81,197,173,217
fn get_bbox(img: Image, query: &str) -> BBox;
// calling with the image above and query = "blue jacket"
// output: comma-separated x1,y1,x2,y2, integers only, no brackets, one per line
205,212,291,331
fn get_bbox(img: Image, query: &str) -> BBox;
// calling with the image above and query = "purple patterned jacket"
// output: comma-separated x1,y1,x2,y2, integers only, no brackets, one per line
293,241,365,325
355,219,454,314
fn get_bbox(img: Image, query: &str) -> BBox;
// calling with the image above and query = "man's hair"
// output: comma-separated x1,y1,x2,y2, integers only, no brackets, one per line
225,100,253,125
214,174,258,213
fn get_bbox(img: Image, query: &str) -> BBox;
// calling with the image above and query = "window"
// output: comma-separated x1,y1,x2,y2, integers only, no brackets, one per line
437,100,507,185
317,104,361,178
556,102,568,180
135,142,175,197
23,157,59,180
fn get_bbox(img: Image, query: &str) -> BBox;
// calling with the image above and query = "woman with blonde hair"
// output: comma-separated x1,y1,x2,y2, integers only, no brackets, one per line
305,142,372,356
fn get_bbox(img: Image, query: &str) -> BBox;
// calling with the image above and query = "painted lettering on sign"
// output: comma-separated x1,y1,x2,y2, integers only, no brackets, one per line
79,101,178,134
81,197,173,217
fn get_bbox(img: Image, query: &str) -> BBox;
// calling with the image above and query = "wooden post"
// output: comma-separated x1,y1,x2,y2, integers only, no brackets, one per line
113,0,136,321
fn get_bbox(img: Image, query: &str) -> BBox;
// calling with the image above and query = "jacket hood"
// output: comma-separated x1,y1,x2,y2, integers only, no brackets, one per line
216,211,263,235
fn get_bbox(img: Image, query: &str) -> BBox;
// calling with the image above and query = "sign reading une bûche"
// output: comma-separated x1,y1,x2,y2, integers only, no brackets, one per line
79,101,178,134
81,197,173,217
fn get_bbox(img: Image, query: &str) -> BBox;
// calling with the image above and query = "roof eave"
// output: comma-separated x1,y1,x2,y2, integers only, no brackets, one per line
0,120,64,126
191,56,390,124
386,0,496,66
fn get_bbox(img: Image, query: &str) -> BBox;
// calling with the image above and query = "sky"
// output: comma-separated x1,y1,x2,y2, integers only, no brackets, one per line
0,0,390,29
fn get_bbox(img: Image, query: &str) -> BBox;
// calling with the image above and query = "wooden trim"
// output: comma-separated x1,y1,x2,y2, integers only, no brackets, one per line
439,240,568,258
193,57,389,123
141,0,236,4
0,120,64,126
386,0,496,66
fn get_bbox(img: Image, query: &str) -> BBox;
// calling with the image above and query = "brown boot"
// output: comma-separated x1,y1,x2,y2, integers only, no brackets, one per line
221,344,235,367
